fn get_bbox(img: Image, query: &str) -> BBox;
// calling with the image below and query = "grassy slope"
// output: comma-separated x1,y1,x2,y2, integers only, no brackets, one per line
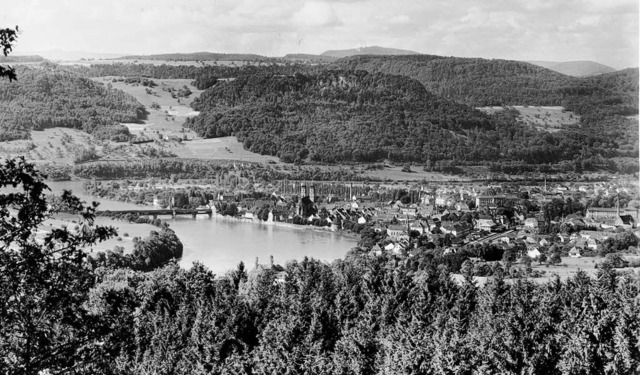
477,106,580,133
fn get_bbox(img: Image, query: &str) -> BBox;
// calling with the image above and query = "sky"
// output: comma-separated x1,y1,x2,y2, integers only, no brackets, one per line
2,0,638,69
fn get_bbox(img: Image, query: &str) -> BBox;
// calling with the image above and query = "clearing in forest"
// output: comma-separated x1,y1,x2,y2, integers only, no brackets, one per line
477,106,580,132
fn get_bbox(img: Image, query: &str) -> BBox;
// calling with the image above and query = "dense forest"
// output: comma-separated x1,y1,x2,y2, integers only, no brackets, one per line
83,253,640,374
334,55,639,112
332,55,638,171
184,70,636,170
3,158,640,374
185,70,493,163
0,63,145,141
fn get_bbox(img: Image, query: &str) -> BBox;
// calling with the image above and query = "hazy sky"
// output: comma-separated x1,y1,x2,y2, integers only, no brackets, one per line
3,0,638,68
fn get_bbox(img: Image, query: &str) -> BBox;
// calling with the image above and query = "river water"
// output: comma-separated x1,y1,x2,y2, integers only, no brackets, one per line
47,181,357,275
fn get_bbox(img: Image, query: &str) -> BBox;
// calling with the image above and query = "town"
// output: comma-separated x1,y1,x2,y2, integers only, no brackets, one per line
120,177,640,268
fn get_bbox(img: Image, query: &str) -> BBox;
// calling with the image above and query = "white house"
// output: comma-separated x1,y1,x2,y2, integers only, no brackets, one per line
524,218,538,231
527,248,541,259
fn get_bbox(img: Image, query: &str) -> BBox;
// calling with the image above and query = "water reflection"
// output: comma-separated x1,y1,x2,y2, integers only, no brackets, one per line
47,181,357,275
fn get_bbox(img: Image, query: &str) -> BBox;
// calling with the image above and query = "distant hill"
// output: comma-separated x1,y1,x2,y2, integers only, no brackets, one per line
526,60,558,69
17,49,125,61
320,46,420,58
335,54,573,106
0,55,46,63
334,55,638,114
527,60,616,77
282,53,337,62
331,55,637,172
118,52,272,62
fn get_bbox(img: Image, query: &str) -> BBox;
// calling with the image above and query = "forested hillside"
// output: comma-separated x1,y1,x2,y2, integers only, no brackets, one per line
61,59,638,172
335,55,639,115
0,64,145,141
186,70,494,163
184,70,631,168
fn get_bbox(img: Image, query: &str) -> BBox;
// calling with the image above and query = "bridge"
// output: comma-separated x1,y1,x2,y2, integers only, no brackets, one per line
96,208,213,219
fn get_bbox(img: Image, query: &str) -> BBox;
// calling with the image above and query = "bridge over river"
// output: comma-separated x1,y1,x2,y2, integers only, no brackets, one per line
96,208,213,219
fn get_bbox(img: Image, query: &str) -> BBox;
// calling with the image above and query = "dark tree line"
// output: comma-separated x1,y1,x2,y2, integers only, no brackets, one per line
184,69,636,168
88,228,183,271
73,158,370,181
52,248,640,374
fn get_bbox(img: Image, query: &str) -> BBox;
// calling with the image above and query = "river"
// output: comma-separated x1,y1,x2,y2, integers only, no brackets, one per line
47,181,357,275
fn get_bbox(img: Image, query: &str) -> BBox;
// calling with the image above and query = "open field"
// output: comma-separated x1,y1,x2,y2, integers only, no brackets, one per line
88,80,468,181
362,167,470,182
173,137,278,163
453,255,640,286
528,255,640,283
477,106,580,132
92,76,203,140
0,127,97,165
0,127,190,167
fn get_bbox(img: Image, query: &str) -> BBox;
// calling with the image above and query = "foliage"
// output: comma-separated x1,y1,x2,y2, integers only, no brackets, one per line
2,157,640,373
186,70,498,164
599,231,639,256
129,229,183,271
0,26,19,81
0,64,145,141
82,252,640,374
73,146,100,164
336,55,638,112
0,158,117,373
335,55,638,170
184,68,637,169
73,158,368,181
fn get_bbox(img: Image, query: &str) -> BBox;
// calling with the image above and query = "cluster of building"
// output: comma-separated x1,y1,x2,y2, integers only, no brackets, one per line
209,181,639,258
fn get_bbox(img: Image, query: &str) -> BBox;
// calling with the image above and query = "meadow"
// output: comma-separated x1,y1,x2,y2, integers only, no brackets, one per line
478,105,580,132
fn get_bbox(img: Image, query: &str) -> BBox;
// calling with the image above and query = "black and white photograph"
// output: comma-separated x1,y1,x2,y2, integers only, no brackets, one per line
0,0,639,373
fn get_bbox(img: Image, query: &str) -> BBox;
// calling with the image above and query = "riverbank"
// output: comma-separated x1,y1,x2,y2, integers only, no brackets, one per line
41,213,158,255
209,213,361,241
45,181,358,274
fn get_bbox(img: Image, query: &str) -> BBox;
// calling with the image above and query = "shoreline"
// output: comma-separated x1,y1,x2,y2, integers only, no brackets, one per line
95,208,361,242
205,213,361,241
